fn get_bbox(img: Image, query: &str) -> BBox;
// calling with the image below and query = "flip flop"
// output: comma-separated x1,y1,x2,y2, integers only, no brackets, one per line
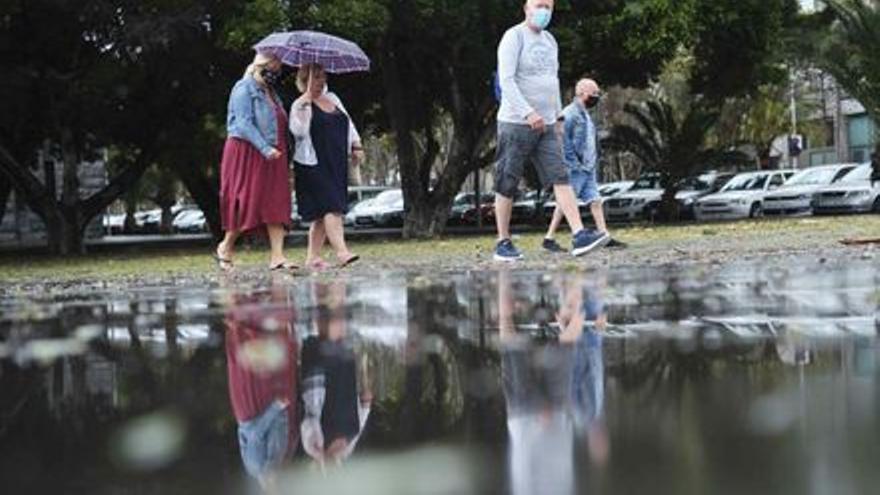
212,253,234,272
337,254,360,268
270,261,300,272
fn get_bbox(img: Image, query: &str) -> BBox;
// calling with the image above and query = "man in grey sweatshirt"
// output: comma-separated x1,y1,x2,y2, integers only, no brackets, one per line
493,0,608,261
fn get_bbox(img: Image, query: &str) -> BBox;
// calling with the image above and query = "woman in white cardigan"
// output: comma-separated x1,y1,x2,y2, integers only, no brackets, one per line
290,63,364,270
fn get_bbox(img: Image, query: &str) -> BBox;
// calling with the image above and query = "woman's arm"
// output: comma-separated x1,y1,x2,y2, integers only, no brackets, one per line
228,82,275,158
289,94,313,138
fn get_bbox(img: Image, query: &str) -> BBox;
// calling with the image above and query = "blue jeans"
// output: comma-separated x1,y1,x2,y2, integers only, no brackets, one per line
570,167,600,205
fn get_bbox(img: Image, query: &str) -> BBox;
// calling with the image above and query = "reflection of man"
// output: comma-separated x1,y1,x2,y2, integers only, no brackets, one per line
225,286,298,492
497,271,609,495
300,282,372,467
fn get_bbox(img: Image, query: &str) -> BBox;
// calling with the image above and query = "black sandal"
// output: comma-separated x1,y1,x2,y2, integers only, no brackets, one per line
213,253,234,271
337,254,360,268
270,261,300,272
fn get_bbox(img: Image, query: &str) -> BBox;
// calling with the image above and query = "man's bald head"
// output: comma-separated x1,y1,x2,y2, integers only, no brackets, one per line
575,79,600,98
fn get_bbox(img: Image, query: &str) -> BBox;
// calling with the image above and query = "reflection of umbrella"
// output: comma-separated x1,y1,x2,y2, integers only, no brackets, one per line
254,31,370,74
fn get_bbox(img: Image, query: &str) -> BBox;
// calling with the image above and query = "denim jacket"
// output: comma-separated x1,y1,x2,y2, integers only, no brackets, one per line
562,99,598,172
226,76,283,159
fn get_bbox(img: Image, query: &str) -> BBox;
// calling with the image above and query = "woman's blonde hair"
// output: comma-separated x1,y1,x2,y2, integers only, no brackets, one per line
244,52,279,85
296,63,326,93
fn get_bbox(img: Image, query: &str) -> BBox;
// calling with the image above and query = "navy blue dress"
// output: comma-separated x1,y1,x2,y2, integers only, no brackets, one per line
295,104,350,222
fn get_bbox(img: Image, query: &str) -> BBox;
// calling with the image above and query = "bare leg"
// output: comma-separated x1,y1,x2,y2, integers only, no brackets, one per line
545,205,565,240
307,220,327,265
591,200,608,234
495,194,514,241
323,213,355,263
216,230,239,270
552,184,585,233
266,224,289,267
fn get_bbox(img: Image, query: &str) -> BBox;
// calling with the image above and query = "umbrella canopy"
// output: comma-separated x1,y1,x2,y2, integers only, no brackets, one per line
254,31,370,74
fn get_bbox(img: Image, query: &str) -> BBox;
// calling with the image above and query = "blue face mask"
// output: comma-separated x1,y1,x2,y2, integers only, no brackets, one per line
531,7,553,30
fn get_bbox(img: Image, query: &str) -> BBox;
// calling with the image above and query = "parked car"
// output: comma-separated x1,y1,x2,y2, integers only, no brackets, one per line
347,186,390,206
694,169,795,221
461,194,497,226
511,190,546,224
448,192,493,226
103,213,126,235
598,181,634,197
642,173,735,221
812,163,880,215
173,209,207,233
352,189,404,228
763,163,858,216
345,197,371,226
603,173,664,223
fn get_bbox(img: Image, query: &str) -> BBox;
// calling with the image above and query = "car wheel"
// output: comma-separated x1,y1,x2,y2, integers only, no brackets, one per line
873,197,880,213
749,203,763,218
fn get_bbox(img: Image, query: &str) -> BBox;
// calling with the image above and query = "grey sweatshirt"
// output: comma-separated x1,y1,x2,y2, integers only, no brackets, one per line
496,23,563,126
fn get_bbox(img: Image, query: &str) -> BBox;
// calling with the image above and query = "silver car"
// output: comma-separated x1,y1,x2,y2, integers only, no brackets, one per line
604,174,663,223
694,170,795,221
763,163,858,216
812,164,880,215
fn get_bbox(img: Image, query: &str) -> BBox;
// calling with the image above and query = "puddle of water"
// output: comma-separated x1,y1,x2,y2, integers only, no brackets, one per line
1,260,879,494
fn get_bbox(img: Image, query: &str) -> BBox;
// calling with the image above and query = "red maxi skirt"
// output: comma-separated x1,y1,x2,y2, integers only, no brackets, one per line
220,104,291,236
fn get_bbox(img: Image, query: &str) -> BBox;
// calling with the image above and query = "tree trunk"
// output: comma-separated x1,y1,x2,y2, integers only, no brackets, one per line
0,175,11,223
659,186,681,223
177,161,221,239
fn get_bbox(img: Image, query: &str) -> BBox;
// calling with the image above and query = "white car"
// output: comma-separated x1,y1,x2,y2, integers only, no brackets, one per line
812,164,880,215
763,163,858,216
603,174,663,222
352,189,404,228
598,181,634,197
172,209,207,233
694,170,795,221
345,197,378,227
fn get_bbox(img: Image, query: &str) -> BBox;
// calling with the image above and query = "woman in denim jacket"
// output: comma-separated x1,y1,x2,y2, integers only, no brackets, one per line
216,52,297,272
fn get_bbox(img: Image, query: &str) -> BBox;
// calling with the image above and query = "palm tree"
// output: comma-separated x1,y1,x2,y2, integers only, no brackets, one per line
605,99,748,222
819,1,880,122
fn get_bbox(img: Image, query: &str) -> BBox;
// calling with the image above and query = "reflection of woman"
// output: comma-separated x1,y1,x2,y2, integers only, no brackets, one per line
300,283,371,465
216,52,296,272
289,63,364,270
225,292,298,490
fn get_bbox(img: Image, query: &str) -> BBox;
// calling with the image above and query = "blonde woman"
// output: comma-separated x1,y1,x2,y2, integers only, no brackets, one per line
290,63,364,270
216,52,296,272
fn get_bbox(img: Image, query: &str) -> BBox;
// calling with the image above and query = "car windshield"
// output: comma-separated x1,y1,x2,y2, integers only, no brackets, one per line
631,176,660,190
839,165,872,183
678,176,713,191
374,190,403,205
453,194,474,206
786,168,840,186
723,174,768,191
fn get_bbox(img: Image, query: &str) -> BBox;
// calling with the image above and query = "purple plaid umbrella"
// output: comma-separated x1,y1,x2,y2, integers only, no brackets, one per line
254,31,370,74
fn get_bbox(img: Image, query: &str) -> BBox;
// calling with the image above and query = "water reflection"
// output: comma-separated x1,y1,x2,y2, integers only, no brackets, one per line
300,282,371,468
225,283,298,491
0,261,878,494
498,270,608,495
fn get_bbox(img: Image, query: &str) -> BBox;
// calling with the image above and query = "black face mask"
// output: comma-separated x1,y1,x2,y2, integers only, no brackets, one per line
583,95,601,109
261,68,282,86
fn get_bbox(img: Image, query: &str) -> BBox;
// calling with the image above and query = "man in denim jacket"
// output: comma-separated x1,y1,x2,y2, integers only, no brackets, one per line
543,79,613,253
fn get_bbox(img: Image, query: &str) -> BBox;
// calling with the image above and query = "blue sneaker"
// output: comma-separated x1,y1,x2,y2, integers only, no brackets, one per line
494,239,524,262
542,238,566,253
571,229,610,257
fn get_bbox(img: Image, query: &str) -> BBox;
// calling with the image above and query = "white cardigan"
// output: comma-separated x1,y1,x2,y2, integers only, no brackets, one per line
289,91,361,166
